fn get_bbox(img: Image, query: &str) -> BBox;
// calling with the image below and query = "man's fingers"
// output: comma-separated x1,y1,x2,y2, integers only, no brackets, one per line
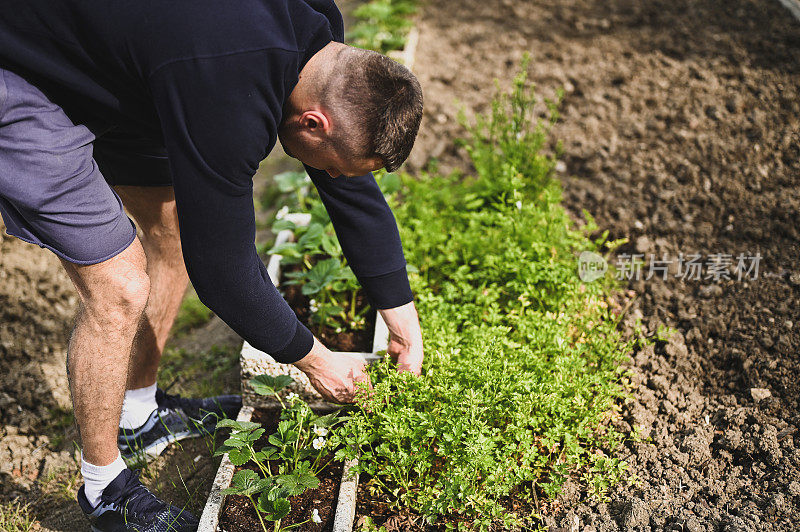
396,362,421,376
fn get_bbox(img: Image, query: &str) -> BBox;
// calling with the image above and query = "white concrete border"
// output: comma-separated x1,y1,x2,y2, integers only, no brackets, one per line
777,0,800,22
199,212,388,532
196,405,254,532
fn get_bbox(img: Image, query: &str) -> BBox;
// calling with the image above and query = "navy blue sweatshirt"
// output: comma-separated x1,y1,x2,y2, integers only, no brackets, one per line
0,0,413,362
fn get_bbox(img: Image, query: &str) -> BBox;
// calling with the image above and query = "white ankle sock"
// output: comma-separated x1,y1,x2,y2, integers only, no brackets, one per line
119,382,158,430
81,451,127,508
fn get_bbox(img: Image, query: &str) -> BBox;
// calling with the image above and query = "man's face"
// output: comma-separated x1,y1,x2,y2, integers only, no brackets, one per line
278,123,383,178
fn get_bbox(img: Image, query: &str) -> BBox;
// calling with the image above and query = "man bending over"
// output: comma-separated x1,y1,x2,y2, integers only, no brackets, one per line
0,0,424,529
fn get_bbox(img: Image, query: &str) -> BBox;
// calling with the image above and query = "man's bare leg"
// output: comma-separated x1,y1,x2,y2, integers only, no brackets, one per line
114,186,189,390
61,239,150,466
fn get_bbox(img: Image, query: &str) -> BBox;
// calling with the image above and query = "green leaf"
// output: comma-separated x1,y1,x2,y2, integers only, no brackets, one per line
312,412,340,428
274,170,308,193
297,223,324,250
228,447,252,466
216,419,261,432
309,203,331,225
257,492,291,521
266,242,300,258
271,219,296,232
223,436,248,449
249,374,294,396
222,469,264,496
272,498,291,520
321,233,341,256
245,428,266,443
299,472,320,490
275,474,303,496
378,172,402,194
253,447,277,462
213,444,234,457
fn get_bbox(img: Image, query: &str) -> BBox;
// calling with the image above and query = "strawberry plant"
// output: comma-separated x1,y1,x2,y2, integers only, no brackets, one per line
267,172,403,336
216,375,341,531
268,202,368,334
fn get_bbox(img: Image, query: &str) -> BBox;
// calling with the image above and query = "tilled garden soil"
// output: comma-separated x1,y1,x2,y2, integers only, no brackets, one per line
2,0,799,531
408,0,799,530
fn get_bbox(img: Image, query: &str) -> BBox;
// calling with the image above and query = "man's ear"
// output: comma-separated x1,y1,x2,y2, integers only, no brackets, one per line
299,110,331,134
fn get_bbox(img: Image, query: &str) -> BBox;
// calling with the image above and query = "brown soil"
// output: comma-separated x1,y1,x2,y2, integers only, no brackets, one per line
219,408,343,532
4,0,799,530
282,263,376,353
407,0,800,530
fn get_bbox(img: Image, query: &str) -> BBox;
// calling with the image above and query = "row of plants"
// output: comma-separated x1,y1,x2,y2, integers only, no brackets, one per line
328,62,639,530
218,62,641,530
216,375,342,530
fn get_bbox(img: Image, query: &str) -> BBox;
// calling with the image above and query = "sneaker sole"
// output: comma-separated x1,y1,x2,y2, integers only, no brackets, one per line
120,428,198,467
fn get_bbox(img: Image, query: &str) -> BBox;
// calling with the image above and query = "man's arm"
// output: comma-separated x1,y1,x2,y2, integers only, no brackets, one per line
305,165,424,374
147,51,373,402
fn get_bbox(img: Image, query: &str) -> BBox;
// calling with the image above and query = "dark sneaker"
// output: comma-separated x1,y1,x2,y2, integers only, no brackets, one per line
118,389,241,464
77,468,198,531
155,388,241,430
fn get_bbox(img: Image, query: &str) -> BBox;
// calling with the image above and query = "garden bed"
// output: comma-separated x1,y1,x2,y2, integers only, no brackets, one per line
213,407,350,532
199,210,386,531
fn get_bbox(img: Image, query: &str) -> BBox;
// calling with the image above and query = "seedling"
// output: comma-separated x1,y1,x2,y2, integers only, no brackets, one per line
215,375,342,531
268,202,369,335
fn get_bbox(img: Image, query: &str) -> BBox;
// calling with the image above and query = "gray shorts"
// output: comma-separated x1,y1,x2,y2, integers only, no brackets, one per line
0,68,166,265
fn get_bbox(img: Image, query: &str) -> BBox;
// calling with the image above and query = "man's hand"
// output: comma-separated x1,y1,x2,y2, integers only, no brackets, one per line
293,337,371,404
379,301,424,375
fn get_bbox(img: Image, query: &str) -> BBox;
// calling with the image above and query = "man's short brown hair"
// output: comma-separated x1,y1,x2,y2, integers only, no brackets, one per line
322,47,423,172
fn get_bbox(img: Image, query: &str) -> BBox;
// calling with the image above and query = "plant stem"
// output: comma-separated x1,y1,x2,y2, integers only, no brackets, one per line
248,494,269,532
282,518,311,530
250,445,272,477
350,290,357,321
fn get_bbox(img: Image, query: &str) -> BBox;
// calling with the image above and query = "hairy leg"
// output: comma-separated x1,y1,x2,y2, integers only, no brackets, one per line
61,239,150,465
114,186,189,391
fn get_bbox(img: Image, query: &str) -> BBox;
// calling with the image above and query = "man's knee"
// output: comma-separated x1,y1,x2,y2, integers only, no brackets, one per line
105,264,151,318
65,240,151,327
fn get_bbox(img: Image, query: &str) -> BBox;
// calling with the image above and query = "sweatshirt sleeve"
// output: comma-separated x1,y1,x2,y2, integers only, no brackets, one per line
148,50,313,363
304,164,414,310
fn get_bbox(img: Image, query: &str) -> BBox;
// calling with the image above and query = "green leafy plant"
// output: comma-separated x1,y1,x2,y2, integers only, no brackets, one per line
273,170,313,212
347,0,418,54
332,60,639,529
268,208,368,334
216,375,342,531
267,171,406,336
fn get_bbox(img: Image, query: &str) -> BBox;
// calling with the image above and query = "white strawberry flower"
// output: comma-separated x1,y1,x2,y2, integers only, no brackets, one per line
313,425,328,437
312,436,326,450
515,200,523,210
276,206,289,219
286,392,299,403
311,508,321,524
